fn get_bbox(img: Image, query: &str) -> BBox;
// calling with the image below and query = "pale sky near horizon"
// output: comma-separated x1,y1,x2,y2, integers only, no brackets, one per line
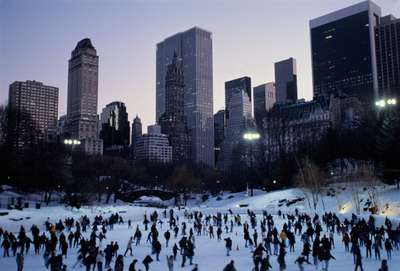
1,0,399,128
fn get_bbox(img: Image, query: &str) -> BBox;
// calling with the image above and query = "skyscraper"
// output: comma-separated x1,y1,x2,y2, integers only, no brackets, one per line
310,0,381,104
274,58,298,103
159,53,191,163
156,27,214,167
99,101,130,150
376,15,400,99
213,109,225,167
131,115,142,149
253,82,276,128
222,77,252,170
8,80,59,146
65,38,103,155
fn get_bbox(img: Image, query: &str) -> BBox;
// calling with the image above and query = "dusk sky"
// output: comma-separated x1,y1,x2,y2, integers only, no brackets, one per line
1,0,399,128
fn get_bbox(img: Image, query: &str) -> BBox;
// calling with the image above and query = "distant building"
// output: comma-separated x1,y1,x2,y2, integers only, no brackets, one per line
134,124,172,163
57,115,67,136
156,27,214,167
253,82,276,128
8,80,59,147
275,58,297,103
376,15,400,99
264,96,363,162
131,115,142,157
221,77,253,170
213,109,225,166
100,101,130,152
65,38,103,155
159,53,191,163
310,1,381,104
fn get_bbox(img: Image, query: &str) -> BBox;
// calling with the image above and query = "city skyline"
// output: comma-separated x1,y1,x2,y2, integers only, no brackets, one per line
1,0,399,129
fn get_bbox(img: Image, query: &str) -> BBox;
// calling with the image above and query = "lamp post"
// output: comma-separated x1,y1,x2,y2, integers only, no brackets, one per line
64,139,81,164
243,131,260,196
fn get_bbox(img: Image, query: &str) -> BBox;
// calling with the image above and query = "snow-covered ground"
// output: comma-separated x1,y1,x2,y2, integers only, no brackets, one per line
0,183,399,270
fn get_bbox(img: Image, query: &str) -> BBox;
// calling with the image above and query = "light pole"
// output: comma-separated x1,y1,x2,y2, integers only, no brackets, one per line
243,131,260,196
64,139,81,164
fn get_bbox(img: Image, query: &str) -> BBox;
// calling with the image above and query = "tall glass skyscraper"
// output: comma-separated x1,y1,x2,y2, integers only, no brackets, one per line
274,58,297,103
156,27,214,167
253,82,276,128
310,0,381,104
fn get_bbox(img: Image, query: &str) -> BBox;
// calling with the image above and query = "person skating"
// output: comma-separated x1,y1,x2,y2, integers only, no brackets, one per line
16,252,24,271
378,259,388,271
294,254,311,271
143,255,153,271
260,255,272,271
128,259,138,271
277,246,286,271
223,260,237,271
114,254,124,271
167,255,174,271
224,237,232,256
124,236,134,256
354,248,364,271
96,250,105,271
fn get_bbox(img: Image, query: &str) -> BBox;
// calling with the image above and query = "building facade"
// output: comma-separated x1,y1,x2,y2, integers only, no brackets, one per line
65,38,103,155
253,82,276,128
134,125,172,163
213,109,225,166
264,96,363,162
99,101,130,151
275,58,298,103
310,1,381,104
221,77,253,170
376,14,400,99
8,80,59,145
159,53,191,163
156,27,214,167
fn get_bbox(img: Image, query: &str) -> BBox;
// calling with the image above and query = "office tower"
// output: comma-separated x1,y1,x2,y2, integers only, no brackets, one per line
213,109,225,166
222,77,252,170
156,27,214,167
65,38,103,155
310,1,381,104
134,124,172,163
159,53,191,163
99,101,130,150
253,82,276,127
131,115,142,150
274,58,298,103
376,15,400,98
8,80,59,146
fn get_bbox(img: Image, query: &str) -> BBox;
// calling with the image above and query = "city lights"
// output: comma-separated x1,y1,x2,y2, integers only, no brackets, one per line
375,98,397,108
243,132,260,141
63,139,81,145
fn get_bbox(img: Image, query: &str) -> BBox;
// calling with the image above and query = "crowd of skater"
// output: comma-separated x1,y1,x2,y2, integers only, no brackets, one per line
0,206,398,271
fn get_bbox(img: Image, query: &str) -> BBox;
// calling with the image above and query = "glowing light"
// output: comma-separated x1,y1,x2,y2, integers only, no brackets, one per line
338,202,352,214
376,98,397,108
243,132,260,141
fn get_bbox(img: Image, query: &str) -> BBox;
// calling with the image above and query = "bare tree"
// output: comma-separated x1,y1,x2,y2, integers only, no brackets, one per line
295,156,327,210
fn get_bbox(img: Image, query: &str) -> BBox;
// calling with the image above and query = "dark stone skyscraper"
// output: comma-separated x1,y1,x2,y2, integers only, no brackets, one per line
159,53,191,163
310,1,381,104
65,38,103,154
100,101,130,151
131,115,142,148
